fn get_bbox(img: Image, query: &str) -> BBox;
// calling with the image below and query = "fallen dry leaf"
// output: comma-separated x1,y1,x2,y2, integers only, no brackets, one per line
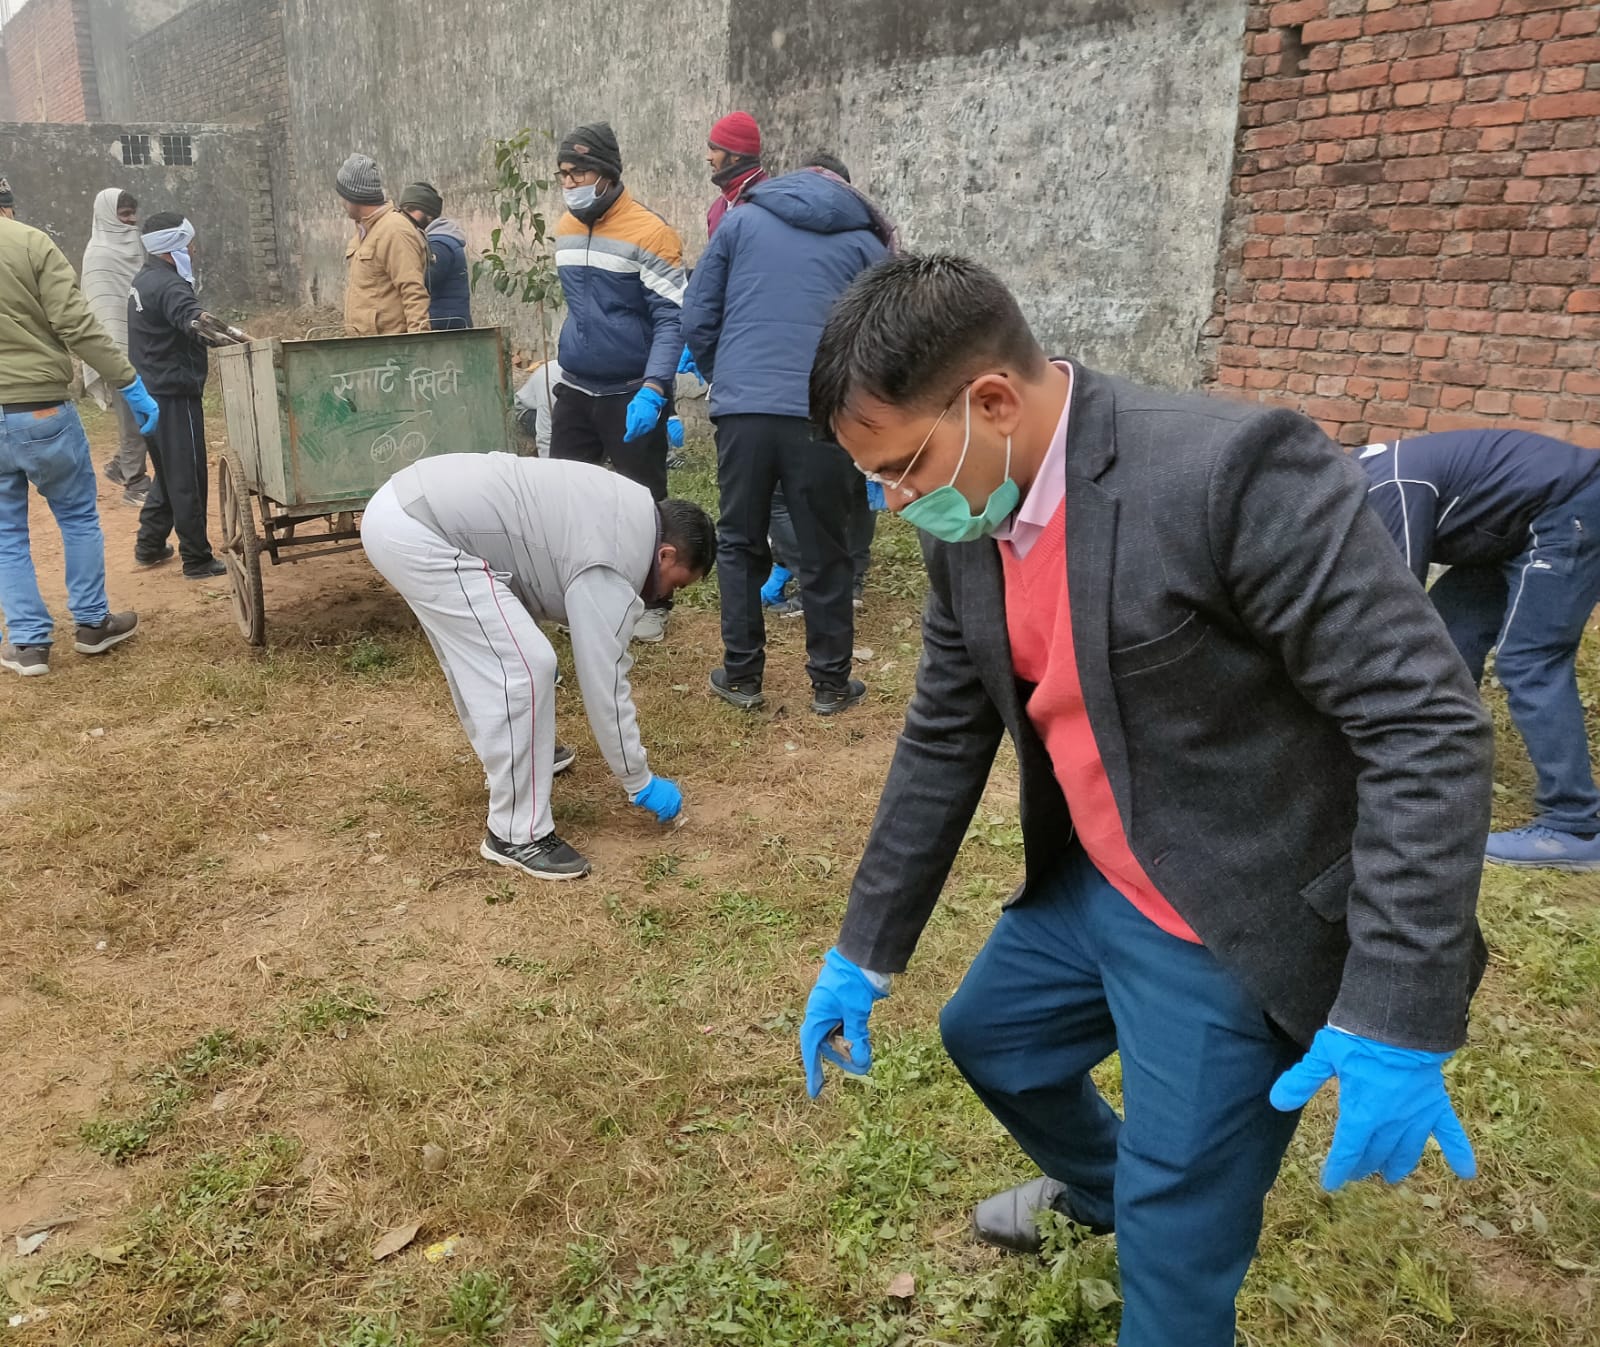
369,1221,421,1262
420,1143,447,1173
14,1231,49,1258
887,1271,916,1300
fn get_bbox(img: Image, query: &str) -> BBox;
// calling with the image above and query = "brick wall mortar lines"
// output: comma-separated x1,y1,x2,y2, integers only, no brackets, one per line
1206,0,1600,448
0,0,94,124
127,0,292,300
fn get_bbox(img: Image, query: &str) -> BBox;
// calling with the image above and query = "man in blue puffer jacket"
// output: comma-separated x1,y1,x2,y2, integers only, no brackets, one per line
682,166,891,715
399,182,472,330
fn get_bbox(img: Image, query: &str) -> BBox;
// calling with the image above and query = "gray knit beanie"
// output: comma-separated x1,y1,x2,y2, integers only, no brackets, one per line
336,153,385,205
0,175,14,209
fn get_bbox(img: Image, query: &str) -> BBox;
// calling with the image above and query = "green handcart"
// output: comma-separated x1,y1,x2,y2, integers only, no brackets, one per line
215,327,514,645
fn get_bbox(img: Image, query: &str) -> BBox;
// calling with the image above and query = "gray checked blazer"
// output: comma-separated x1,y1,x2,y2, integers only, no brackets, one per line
836,363,1492,1051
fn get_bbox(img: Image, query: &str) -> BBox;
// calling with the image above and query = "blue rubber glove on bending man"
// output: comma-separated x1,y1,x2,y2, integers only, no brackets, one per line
667,415,685,449
760,565,793,607
120,375,159,435
677,345,702,382
630,774,683,823
1270,1025,1476,1191
623,385,667,443
800,947,888,1097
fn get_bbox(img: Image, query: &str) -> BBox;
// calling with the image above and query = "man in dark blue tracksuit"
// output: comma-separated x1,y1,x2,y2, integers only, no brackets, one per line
681,167,891,715
1359,428,1600,870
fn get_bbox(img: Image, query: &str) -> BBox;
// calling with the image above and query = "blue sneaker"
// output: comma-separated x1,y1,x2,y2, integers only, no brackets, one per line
1485,823,1600,872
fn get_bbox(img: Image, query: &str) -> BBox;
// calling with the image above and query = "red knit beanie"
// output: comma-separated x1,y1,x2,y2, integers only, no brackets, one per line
709,111,762,158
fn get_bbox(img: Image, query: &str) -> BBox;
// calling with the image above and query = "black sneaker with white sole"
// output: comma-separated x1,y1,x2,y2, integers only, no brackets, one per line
74,611,138,655
552,743,576,775
480,830,590,880
0,643,49,677
812,678,867,715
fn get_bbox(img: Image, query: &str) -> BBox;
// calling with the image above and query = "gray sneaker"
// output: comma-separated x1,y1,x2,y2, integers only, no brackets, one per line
773,594,805,619
709,667,765,710
812,678,867,715
122,484,150,508
552,743,576,775
633,607,669,643
480,830,590,881
0,643,49,677
74,611,138,655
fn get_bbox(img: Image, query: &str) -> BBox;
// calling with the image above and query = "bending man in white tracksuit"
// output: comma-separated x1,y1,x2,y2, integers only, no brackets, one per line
361,453,715,880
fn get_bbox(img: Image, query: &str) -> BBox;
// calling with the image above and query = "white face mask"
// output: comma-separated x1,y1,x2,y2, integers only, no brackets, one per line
563,184,599,212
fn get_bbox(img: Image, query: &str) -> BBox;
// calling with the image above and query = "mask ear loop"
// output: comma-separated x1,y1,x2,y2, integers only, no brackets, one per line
942,386,975,489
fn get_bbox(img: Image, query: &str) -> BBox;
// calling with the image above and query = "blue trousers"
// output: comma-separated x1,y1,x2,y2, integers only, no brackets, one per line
0,404,109,647
1429,475,1600,833
940,847,1301,1347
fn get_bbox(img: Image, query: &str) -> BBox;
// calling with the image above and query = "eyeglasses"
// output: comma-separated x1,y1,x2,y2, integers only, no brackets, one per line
556,168,598,186
854,381,973,497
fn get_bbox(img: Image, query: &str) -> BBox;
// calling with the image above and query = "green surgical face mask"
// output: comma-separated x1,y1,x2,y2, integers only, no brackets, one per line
899,388,1020,543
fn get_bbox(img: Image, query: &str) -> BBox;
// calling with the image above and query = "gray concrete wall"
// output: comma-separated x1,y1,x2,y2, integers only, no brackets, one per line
0,119,275,310
279,0,732,336
733,0,1249,388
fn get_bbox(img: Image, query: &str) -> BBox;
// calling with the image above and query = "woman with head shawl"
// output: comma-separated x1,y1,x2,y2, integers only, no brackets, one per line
81,188,149,504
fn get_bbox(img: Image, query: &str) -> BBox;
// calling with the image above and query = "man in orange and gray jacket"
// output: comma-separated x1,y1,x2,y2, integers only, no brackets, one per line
337,153,430,336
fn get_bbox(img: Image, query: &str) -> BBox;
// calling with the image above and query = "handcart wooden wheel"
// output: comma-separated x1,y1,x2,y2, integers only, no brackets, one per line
216,452,265,646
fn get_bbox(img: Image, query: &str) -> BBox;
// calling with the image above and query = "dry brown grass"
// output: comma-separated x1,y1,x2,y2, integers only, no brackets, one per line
0,405,1594,1346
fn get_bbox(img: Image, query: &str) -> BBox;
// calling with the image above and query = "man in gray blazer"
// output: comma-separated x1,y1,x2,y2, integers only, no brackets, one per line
798,255,1492,1347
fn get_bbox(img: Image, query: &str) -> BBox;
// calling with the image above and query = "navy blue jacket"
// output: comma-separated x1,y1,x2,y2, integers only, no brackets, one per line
1359,430,1600,581
424,220,473,330
681,171,889,419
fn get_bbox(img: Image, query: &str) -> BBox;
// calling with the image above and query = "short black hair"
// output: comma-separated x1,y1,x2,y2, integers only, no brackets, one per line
116,190,138,213
658,498,715,576
809,253,1046,436
803,151,850,183
142,210,185,233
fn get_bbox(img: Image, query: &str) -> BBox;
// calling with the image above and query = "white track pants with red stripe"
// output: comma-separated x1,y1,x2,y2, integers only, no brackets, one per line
361,485,557,845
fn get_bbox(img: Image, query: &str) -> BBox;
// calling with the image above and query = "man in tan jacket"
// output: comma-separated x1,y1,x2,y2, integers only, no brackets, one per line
337,153,431,336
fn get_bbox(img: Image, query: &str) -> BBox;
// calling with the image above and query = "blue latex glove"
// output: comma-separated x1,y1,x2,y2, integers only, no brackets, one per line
624,385,667,442
865,479,886,512
800,947,888,1097
760,565,793,607
630,774,683,823
677,346,702,381
1270,1026,1477,1191
667,415,685,449
119,375,159,435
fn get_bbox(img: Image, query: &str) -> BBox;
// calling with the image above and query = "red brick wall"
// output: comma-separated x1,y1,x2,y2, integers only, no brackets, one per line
0,0,98,124
1209,0,1600,449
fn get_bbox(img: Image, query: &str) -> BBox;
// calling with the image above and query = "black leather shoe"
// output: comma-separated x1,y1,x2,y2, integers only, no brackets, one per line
971,1176,1114,1255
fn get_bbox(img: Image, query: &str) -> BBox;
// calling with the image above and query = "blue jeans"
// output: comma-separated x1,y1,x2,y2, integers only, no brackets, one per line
0,404,110,646
939,847,1302,1347
1430,474,1600,833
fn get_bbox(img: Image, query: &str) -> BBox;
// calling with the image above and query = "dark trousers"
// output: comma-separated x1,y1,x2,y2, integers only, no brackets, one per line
940,847,1301,1347
714,413,857,688
551,383,669,609
770,479,874,596
135,394,213,569
1429,474,1600,833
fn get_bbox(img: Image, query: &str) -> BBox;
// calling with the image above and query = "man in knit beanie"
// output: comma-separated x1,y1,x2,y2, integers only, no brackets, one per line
337,152,430,336
549,120,687,644
704,111,767,239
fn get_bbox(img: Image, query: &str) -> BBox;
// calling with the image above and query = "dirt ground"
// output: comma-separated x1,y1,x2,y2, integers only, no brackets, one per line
0,404,1596,1347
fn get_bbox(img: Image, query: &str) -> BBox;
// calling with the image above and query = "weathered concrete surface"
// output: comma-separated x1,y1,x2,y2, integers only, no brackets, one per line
0,119,276,310
735,0,1250,389
279,0,733,333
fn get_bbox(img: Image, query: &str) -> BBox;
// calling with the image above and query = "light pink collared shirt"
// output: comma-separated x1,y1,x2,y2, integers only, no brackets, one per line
992,361,1073,560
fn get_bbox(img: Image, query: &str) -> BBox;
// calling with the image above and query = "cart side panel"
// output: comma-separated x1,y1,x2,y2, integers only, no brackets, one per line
216,344,261,480
277,329,512,506
249,342,289,504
